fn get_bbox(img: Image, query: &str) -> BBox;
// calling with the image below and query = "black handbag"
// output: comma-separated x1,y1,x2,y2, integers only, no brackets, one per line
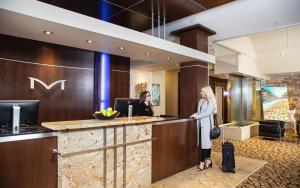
210,114,221,139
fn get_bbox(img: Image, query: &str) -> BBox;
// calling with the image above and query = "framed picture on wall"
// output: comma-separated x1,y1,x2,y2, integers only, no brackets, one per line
261,85,289,121
152,84,160,106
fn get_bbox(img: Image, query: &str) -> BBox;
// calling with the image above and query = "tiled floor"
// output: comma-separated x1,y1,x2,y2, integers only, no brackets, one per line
152,152,267,188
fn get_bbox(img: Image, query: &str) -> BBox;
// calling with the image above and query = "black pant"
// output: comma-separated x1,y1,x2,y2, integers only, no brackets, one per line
200,149,211,162
199,127,211,162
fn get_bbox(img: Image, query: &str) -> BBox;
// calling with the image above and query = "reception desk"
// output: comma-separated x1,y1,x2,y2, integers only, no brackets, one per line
42,116,198,188
152,118,198,182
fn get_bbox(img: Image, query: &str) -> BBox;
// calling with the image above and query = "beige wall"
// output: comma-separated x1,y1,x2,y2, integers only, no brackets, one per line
130,69,152,99
129,69,168,116
165,69,179,116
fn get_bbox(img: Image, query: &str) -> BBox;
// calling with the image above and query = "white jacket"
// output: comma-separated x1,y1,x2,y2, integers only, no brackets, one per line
195,98,215,149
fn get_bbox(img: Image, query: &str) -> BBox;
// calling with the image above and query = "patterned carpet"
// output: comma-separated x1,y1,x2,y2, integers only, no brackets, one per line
212,128,300,188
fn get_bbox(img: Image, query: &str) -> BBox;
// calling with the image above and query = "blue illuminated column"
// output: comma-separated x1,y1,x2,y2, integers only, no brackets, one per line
99,1,111,21
95,2,112,111
100,53,110,110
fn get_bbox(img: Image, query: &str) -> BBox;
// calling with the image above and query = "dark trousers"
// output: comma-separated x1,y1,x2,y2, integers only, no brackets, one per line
198,126,211,162
200,149,211,162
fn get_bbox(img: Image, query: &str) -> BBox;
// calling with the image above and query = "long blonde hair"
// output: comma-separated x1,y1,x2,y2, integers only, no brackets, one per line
201,86,217,114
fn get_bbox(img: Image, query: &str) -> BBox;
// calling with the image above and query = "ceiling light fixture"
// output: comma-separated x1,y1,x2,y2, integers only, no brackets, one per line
145,52,150,56
119,46,125,50
232,58,235,62
43,30,53,35
86,40,94,44
280,51,285,56
166,57,171,60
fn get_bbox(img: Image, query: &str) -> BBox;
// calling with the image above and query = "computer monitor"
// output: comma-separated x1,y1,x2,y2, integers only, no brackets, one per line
114,98,139,117
0,100,40,127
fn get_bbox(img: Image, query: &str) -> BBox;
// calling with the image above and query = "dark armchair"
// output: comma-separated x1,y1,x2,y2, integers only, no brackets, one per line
259,120,285,140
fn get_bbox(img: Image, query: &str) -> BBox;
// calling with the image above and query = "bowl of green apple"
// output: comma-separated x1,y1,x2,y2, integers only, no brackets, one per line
93,107,120,120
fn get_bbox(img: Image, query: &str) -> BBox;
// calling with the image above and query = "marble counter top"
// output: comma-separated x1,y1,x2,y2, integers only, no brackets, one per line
42,116,164,131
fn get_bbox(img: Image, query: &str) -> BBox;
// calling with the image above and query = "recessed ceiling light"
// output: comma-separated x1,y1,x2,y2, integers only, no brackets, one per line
86,40,94,44
145,52,150,56
166,57,171,60
119,46,125,50
43,30,53,35
280,51,285,56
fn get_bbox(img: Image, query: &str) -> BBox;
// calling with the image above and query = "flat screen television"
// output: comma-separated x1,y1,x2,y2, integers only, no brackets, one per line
0,100,40,127
114,98,139,117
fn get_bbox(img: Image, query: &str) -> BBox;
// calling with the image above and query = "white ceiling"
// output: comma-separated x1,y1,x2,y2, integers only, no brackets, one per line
215,25,300,75
249,25,300,53
139,0,300,72
0,0,215,66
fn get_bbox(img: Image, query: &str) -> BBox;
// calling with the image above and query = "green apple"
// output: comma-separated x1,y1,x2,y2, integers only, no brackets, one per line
107,111,112,117
107,107,112,112
102,111,107,116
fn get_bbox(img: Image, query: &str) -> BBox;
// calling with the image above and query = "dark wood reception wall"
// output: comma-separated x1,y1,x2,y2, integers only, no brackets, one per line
110,55,130,106
94,53,130,110
0,35,130,124
0,35,94,124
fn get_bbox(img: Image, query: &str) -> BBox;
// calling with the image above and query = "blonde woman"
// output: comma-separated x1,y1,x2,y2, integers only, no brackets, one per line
191,86,217,171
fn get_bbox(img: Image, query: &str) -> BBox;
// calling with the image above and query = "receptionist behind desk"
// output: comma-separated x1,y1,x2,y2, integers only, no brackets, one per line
136,91,154,116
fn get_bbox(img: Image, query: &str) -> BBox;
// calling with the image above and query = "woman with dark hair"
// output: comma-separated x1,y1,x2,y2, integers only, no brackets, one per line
136,91,154,116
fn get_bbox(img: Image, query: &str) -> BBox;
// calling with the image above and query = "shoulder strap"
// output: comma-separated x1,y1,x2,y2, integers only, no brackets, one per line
209,115,212,130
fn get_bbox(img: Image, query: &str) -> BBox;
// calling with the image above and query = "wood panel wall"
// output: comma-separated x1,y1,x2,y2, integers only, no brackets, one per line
0,35,94,124
94,53,130,109
179,61,208,116
174,25,214,116
110,55,130,107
